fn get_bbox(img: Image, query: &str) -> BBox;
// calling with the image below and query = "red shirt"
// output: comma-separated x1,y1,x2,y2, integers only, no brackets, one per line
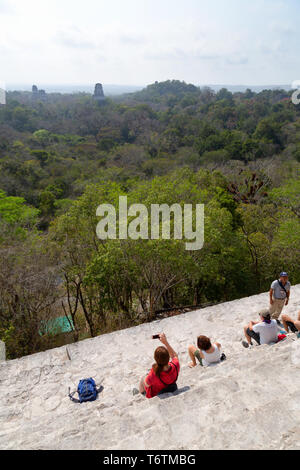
145,357,180,399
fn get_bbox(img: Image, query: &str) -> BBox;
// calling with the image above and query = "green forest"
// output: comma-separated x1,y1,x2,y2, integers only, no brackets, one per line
0,80,299,359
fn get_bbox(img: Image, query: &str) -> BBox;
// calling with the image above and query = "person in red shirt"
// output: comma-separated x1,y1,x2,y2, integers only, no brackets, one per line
138,333,180,399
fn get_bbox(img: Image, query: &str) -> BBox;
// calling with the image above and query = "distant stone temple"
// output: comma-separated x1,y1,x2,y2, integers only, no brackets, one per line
93,83,105,103
32,85,47,101
0,83,5,105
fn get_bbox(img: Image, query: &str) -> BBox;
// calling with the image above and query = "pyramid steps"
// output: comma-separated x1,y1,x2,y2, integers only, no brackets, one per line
1,285,300,449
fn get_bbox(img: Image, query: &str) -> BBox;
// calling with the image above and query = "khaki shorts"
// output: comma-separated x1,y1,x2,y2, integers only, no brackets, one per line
269,298,286,320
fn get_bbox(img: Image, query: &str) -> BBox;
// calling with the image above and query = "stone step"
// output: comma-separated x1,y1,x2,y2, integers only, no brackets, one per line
1,285,300,449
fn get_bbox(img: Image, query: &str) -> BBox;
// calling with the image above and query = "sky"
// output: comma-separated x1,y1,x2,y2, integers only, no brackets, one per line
1,0,300,87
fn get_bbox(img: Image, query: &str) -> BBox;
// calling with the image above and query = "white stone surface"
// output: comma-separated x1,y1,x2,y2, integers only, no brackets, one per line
0,341,5,362
1,286,300,450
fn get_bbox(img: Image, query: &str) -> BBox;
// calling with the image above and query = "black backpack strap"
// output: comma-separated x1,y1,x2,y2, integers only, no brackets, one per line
158,360,178,387
68,387,80,403
158,375,168,387
171,361,178,381
278,280,287,296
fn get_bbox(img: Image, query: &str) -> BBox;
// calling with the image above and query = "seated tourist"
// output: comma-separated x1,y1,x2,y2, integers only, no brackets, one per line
188,335,222,368
281,311,300,336
242,309,278,348
138,333,180,399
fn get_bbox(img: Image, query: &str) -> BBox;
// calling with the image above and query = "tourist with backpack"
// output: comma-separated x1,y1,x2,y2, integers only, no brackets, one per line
269,272,291,321
136,333,180,398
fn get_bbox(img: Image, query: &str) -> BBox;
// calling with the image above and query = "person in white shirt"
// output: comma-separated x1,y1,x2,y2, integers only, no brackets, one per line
188,335,222,367
242,309,279,349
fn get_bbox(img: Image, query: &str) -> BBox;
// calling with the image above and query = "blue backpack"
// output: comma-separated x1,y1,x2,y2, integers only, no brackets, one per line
69,378,102,403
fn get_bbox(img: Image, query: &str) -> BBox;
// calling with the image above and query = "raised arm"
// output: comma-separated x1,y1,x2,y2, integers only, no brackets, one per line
159,333,178,359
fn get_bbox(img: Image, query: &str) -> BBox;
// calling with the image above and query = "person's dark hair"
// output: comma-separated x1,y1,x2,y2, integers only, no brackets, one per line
152,346,170,377
263,313,271,324
197,335,212,351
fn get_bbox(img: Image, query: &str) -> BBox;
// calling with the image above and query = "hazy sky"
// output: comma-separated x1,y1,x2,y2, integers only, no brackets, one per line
1,0,300,86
